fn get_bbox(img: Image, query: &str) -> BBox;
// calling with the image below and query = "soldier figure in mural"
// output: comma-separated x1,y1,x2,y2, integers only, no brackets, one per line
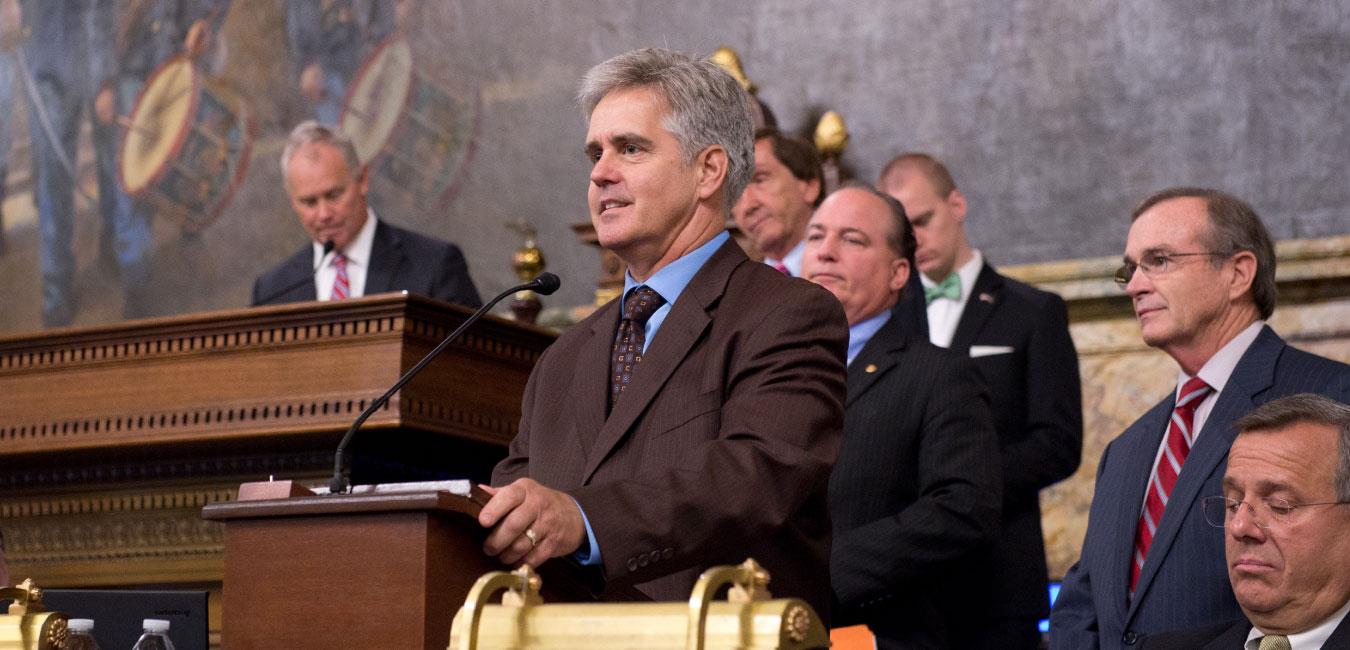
13,0,228,327
286,0,395,125
0,0,18,257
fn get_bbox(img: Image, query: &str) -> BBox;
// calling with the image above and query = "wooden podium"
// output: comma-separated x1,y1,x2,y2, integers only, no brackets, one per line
202,484,496,649
0,294,554,644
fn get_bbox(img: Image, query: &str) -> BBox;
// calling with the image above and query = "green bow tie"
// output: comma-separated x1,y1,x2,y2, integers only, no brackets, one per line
924,273,962,305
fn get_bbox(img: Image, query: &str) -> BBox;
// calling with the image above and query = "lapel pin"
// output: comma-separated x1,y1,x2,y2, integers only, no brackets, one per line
979,292,995,304
865,364,877,373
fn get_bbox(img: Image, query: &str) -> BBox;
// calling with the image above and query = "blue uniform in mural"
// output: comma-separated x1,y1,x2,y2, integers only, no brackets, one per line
287,0,394,125
21,0,226,326
0,44,13,256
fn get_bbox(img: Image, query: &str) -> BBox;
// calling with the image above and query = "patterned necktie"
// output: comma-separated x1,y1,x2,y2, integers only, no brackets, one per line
331,253,350,301
609,286,666,415
1258,635,1291,650
773,262,791,276
1131,376,1213,592
924,273,961,304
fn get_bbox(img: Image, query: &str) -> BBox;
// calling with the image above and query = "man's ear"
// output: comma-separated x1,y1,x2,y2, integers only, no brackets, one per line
889,256,911,292
695,145,729,200
801,177,822,206
947,189,968,222
355,165,371,195
1227,250,1258,304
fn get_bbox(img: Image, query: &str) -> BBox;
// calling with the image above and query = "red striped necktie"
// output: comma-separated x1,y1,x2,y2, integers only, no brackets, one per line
1130,376,1213,593
331,253,350,301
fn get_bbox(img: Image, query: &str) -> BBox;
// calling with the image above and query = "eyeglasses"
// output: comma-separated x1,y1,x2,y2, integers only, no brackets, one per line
1201,495,1350,529
1114,251,1231,287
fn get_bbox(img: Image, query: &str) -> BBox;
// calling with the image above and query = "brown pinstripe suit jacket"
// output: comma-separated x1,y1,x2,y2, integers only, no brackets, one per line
492,238,848,619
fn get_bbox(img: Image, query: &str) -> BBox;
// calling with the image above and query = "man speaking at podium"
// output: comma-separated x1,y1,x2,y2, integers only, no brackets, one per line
479,48,848,619
251,121,482,308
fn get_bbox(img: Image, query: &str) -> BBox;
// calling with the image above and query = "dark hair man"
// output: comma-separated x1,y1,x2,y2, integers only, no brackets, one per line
732,128,823,276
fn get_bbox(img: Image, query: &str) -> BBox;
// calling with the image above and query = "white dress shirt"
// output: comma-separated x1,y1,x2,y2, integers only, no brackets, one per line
1246,600,1350,649
764,239,806,277
1141,320,1266,513
921,250,984,348
313,209,378,300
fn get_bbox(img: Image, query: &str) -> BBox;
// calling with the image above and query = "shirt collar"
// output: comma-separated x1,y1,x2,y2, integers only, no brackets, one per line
1247,599,1350,649
313,208,378,269
623,231,730,304
920,249,984,295
847,309,892,366
764,238,806,277
1179,320,1266,397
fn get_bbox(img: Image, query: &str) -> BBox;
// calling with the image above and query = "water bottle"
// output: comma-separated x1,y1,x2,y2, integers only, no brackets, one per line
130,619,175,650
66,618,100,650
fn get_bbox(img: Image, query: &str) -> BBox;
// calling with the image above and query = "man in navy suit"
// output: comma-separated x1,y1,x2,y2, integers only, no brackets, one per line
1050,188,1350,649
251,121,481,308
1144,394,1350,649
879,153,1082,648
805,184,1002,648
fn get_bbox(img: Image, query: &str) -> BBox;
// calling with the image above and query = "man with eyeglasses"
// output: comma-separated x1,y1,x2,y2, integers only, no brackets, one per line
1050,188,1350,649
1144,394,1350,649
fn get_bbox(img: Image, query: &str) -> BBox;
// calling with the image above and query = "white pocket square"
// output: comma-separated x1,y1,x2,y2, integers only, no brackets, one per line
970,345,1014,358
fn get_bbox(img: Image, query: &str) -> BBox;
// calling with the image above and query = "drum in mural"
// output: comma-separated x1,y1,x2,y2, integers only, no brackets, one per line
119,55,254,233
340,35,479,212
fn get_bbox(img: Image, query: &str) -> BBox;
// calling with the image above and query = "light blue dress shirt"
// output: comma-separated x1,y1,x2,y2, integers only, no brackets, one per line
574,231,731,566
846,309,892,366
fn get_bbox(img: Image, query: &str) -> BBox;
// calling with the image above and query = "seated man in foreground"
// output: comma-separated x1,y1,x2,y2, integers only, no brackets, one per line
1145,394,1350,649
478,48,848,620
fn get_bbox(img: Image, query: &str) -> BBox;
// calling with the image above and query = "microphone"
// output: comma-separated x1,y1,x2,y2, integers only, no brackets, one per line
253,240,336,305
328,272,562,494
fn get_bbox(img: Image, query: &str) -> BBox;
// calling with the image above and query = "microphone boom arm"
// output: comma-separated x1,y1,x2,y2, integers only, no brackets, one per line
328,273,559,494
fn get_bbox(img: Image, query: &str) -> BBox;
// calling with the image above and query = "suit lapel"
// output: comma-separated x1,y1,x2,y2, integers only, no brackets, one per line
845,316,906,408
572,301,621,463
282,250,319,302
1128,327,1283,617
365,221,402,294
579,240,741,482
949,263,1002,352
1104,396,1173,621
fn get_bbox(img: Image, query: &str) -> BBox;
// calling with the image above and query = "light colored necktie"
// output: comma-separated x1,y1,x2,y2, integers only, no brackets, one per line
772,262,791,276
1130,376,1213,592
924,273,961,304
331,253,349,301
1258,635,1291,650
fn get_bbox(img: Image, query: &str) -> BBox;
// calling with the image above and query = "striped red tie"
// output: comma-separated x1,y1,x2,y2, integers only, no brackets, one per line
1131,376,1213,593
331,253,349,301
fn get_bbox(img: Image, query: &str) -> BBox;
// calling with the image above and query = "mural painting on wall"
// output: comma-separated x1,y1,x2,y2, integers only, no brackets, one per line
0,0,477,332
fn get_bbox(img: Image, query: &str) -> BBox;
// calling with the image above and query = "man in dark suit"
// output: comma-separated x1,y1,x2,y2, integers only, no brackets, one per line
251,121,481,308
478,48,848,618
880,153,1082,648
803,183,1002,648
1145,394,1350,649
1050,188,1350,649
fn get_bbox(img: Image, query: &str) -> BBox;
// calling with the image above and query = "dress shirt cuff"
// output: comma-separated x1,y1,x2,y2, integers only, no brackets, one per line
571,496,602,566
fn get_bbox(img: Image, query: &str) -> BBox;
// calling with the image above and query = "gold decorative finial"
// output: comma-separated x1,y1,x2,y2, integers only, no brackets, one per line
507,221,545,284
506,222,547,324
814,111,849,158
711,46,757,94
